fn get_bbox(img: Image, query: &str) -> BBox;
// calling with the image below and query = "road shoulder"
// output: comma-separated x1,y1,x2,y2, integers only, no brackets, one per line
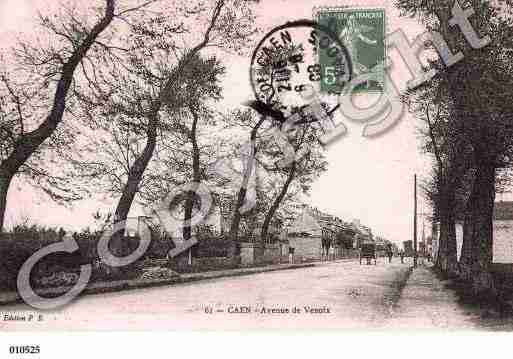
385,264,478,330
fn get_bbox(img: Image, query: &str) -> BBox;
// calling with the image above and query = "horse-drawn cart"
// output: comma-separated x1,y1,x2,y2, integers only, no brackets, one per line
359,241,377,265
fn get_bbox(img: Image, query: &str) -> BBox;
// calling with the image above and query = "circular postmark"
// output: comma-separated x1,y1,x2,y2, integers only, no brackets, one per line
249,19,353,122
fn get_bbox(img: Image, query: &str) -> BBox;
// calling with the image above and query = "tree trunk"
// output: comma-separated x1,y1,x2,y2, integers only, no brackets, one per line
260,162,296,243
435,185,458,276
445,213,459,277
459,202,474,282
183,195,195,240
435,231,444,271
436,215,452,274
182,107,201,266
445,187,459,276
467,163,496,296
229,116,265,241
229,188,247,239
0,174,13,233
112,114,158,256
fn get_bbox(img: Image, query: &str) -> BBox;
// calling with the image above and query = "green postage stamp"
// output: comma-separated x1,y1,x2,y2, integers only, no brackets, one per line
316,7,386,93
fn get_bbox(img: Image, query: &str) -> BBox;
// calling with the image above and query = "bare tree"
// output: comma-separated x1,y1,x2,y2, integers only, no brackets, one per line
259,118,328,243
405,80,473,277
227,43,304,241
228,113,267,240
0,0,124,232
74,0,257,255
0,1,166,233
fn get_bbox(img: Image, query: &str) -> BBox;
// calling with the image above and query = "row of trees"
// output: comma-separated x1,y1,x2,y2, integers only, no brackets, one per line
0,1,330,254
399,0,513,295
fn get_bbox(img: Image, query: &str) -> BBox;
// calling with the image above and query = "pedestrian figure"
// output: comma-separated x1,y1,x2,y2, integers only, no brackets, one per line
400,251,405,264
288,247,294,264
387,250,393,263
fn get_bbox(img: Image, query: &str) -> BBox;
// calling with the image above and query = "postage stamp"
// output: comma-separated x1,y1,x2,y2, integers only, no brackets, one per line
315,7,386,93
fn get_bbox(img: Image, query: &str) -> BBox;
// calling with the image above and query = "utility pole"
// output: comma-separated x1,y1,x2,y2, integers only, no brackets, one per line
422,211,426,254
413,174,418,268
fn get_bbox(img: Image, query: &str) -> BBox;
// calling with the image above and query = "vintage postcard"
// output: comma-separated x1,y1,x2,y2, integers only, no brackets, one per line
0,0,513,356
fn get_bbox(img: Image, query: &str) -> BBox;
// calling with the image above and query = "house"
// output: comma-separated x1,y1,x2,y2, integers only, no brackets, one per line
286,205,352,261
491,201,513,265
287,206,324,261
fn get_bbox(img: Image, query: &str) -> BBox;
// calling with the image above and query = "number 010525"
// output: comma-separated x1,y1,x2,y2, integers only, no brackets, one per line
9,345,40,354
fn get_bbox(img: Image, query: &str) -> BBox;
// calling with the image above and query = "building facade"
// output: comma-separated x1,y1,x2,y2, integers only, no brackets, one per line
286,206,365,261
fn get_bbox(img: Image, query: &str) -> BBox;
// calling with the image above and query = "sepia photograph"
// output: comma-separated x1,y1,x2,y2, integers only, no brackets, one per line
0,0,513,356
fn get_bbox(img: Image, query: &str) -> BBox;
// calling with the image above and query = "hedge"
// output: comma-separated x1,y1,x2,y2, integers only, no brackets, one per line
0,230,238,291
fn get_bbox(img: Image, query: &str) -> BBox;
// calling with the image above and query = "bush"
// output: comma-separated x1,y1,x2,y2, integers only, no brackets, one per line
139,267,179,281
145,233,173,259
35,271,80,288
0,225,241,291
0,235,34,291
90,262,143,282
0,227,99,291
193,239,238,258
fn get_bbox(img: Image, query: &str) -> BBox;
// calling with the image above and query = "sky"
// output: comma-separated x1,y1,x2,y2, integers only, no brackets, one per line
0,0,444,245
